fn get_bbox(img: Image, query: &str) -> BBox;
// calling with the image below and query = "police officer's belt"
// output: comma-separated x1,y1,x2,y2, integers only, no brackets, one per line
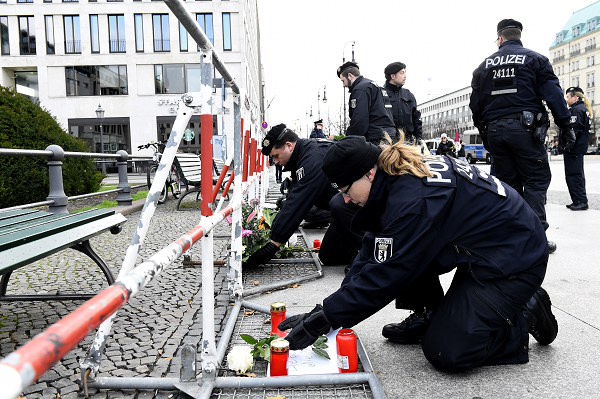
495,113,522,120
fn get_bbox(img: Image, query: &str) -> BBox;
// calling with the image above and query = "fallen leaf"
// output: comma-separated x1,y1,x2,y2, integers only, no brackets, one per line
288,284,300,288
239,371,257,378
244,310,256,316
250,280,261,286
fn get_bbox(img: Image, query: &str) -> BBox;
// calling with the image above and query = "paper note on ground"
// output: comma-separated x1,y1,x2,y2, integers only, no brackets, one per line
286,328,340,375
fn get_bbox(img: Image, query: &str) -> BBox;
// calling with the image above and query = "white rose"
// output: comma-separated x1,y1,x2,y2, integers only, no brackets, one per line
227,345,254,373
287,234,297,246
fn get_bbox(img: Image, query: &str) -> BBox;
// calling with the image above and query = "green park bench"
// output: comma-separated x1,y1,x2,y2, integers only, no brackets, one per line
0,208,126,301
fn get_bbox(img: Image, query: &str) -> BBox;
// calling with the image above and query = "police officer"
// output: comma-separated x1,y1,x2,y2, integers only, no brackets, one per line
469,18,576,254
383,62,423,144
278,136,558,373
436,133,456,157
310,119,327,139
564,86,591,211
244,124,362,268
337,61,397,144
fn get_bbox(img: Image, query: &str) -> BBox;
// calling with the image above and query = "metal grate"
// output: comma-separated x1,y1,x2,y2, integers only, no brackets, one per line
210,384,374,398
242,235,320,289
216,307,374,398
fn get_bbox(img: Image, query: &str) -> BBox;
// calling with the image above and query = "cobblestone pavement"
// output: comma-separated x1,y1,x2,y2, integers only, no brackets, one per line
0,200,233,399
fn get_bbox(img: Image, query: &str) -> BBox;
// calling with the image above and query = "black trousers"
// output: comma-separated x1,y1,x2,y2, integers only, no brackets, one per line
418,262,546,372
275,164,283,182
318,193,363,266
563,152,588,205
487,119,551,229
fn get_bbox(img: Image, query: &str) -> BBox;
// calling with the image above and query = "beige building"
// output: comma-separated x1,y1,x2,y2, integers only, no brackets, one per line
0,0,263,158
551,0,600,145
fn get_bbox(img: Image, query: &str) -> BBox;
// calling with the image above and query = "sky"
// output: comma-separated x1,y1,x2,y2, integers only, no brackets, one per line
257,0,596,137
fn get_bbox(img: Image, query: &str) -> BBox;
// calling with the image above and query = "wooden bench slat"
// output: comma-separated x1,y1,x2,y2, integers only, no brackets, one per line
0,210,56,230
0,213,127,274
0,209,117,251
0,209,38,221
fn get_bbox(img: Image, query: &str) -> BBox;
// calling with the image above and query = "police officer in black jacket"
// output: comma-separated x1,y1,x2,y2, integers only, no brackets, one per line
337,61,397,144
470,18,576,254
564,86,591,210
382,62,423,144
278,136,559,373
244,124,362,268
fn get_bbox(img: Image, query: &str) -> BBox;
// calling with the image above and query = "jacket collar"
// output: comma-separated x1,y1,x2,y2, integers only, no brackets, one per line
384,81,402,92
349,75,364,93
283,139,304,172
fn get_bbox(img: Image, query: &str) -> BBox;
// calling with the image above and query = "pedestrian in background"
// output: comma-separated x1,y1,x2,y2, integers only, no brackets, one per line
310,119,327,139
457,140,466,162
469,18,576,254
437,133,456,157
382,62,423,145
564,86,591,211
337,61,397,144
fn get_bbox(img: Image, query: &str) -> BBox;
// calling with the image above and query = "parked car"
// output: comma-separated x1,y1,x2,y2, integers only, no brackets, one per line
424,139,440,155
586,145,599,155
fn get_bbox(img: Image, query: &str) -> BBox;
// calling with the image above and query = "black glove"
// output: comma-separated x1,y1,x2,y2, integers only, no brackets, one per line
558,125,576,152
279,305,331,350
243,241,278,268
280,177,292,195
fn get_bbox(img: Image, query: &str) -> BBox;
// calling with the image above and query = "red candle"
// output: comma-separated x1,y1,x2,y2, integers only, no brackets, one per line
269,339,289,376
313,239,321,250
336,329,358,373
270,302,287,338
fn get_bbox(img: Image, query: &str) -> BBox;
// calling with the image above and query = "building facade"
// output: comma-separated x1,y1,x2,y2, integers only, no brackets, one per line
419,86,475,140
0,0,263,158
551,0,600,145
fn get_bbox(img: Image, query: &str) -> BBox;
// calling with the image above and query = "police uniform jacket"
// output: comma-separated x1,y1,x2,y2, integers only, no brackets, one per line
383,82,423,140
269,139,337,244
321,156,547,328
347,76,396,143
470,40,571,128
310,128,326,139
567,99,591,155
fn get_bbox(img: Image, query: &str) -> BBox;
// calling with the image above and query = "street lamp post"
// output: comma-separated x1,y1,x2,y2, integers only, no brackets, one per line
317,85,327,119
95,103,106,174
342,40,355,132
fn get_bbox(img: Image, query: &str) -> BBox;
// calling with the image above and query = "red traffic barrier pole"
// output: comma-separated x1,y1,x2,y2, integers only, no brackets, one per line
249,138,257,177
200,114,213,216
211,159,232,204
242,130,250,182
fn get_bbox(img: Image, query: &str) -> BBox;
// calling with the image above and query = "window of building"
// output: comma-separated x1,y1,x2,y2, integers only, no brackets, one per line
65,65,128,96
134,14,144,52
17,0,34,3
196,13,213,47
19,16,36,55
0,16,9,55
108,15,125,53
152,14,170,52
587,72,595,88
179,22,188,52
63,15,81,54
154,64,201,94
90,15,99,53
45,15,55,54
222,12,231,51
572,77,580,87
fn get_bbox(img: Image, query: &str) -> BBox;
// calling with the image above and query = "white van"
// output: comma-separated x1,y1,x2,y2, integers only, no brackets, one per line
462,129,491,164
424,139,440,155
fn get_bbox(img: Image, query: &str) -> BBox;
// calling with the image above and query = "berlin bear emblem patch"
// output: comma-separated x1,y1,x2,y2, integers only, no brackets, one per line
350,99,357,109
374,237,393,263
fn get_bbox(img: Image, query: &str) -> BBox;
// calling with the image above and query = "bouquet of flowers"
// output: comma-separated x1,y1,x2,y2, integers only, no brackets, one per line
231,200,304,262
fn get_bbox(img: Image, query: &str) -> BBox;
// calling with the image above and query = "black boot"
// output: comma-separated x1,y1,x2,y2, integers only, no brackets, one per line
523,287,558,345
382,310,433,344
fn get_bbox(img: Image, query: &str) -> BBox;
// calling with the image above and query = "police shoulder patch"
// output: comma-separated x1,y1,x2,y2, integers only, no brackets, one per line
351,99,357,108
374,237,393,263
570,115,578,124
296,167,305,181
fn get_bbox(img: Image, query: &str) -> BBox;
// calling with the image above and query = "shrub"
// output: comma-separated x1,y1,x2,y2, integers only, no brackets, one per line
0,86,103,208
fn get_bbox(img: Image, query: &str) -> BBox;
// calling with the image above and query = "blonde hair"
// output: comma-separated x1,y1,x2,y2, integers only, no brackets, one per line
572,90,593,117
378,132,433,178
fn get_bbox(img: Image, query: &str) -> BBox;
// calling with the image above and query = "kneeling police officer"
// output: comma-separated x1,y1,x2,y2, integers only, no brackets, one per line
279,136,558,372
244,124,362,268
